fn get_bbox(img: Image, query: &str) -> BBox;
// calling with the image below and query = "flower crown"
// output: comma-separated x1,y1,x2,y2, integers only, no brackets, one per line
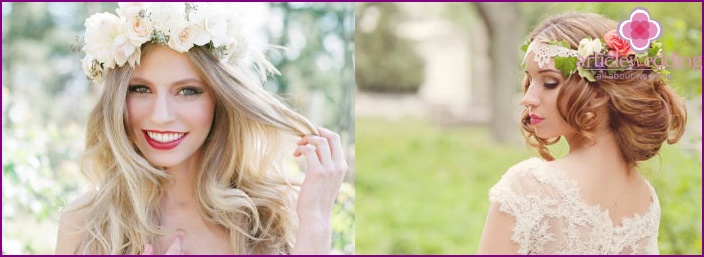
81,2,278,83
521,29,666,82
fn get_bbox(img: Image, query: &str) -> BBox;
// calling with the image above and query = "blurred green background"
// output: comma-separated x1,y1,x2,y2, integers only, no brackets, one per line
2,2,354,254
356,2,701,254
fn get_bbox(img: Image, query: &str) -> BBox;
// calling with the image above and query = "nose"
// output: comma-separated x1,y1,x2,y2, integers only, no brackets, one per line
150,93,176,124
521,83,540,108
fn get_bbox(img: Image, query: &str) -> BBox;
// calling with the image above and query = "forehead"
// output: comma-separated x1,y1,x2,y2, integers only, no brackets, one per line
132,46,202,80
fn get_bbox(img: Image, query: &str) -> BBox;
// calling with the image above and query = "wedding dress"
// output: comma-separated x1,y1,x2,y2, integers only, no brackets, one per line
489,158,660,254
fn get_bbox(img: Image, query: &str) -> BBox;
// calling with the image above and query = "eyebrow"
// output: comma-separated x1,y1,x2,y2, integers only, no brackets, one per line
524,69,562,75
129,77,205,86
539,69,561,74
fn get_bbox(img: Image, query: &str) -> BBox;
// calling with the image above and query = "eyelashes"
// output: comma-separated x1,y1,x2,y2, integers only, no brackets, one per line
128,84,150,94
543,82,559,89
525,74,560,90
127,85,204,97
177,87,203,96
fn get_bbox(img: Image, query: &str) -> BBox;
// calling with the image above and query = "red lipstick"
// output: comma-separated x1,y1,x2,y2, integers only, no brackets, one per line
143,130,188,150
529,114,544,125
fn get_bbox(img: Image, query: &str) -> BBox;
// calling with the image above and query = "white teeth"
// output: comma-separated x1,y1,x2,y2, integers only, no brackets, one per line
146,131,184,143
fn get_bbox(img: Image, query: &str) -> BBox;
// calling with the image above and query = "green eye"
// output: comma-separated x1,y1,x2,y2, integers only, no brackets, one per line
128,85,150,93
179,87,203,96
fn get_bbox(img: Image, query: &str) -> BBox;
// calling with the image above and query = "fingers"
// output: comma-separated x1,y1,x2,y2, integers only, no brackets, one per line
293,128,348,222
293,127,348,178
317,127,344,164
296,133,333,166
294,144,323,172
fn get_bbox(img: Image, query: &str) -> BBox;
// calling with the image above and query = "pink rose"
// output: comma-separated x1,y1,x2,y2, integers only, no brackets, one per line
604,30,635,58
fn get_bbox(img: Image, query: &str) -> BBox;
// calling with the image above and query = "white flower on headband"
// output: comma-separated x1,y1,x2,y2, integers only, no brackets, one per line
84,13,122,70
206,9,230,47
168,25,196,53
150,3,186,37
577,38,602,59
188,6,211,46
81,2,279,83
115,2,149,18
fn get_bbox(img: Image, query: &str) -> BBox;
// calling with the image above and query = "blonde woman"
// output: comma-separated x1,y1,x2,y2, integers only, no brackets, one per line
55,3,347,254
478,12,686,253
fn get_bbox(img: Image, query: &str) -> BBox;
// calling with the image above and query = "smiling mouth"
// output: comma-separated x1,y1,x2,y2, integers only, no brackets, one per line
146,131,185,143
143,130,188,150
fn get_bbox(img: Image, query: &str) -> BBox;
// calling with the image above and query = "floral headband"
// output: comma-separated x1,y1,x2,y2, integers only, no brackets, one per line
81,2,278,83
521,29,665,82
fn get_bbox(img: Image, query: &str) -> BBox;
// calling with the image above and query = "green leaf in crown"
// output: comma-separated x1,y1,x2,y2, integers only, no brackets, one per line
554,56,578,79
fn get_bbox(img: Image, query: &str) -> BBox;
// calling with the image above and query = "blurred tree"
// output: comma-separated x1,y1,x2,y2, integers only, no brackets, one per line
268,2,355,142
355,2,425,93
473,2,522,144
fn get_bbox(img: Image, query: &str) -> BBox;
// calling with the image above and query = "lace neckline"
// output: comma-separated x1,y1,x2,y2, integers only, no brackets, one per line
529,158,660,230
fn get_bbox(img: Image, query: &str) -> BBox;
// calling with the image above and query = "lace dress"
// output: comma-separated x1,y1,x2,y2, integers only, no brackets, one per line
489,158,660,254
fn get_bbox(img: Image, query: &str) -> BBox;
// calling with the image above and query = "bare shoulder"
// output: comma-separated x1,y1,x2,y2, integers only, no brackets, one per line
56,190,96,254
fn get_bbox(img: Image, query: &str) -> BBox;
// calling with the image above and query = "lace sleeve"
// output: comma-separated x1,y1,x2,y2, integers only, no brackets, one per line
488,158,559,253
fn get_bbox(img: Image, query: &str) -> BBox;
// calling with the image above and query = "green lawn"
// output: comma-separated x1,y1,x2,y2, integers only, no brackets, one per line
355,116,701,254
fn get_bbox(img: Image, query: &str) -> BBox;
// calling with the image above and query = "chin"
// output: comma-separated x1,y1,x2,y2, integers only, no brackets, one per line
144,157,181,169
137,148,190,168
534,129,560,140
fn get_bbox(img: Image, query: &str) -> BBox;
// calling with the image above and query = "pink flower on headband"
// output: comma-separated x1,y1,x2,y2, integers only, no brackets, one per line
604,30,635,58
618,7,661,53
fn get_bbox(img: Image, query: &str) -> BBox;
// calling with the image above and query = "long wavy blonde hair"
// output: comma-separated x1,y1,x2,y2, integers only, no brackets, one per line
520,12,687,167
70,44,316,254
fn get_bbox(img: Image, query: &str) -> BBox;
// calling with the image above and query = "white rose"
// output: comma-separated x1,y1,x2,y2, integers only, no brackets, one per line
149,2,186,36
188,3,211,46
168,25,196,53
127,47,141,68
192,25,210,46
577,38,595,58
125,16,152,46
205,9,229,47
84,12,123,69
116,2,150,19
113,33,138,66
590,39,602,55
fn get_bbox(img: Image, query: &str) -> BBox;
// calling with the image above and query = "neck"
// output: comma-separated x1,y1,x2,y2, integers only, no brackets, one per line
565,127,633,178
160,152,200,209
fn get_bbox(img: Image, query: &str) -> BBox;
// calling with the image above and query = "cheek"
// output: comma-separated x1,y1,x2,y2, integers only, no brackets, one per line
126,98,148,130
185,100,215,131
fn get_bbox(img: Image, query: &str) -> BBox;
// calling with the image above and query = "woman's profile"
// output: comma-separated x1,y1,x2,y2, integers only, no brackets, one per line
478,12,686,254
55,3,347,254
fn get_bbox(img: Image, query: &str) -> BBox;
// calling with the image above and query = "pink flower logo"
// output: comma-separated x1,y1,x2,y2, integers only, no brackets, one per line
618,7,661,53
